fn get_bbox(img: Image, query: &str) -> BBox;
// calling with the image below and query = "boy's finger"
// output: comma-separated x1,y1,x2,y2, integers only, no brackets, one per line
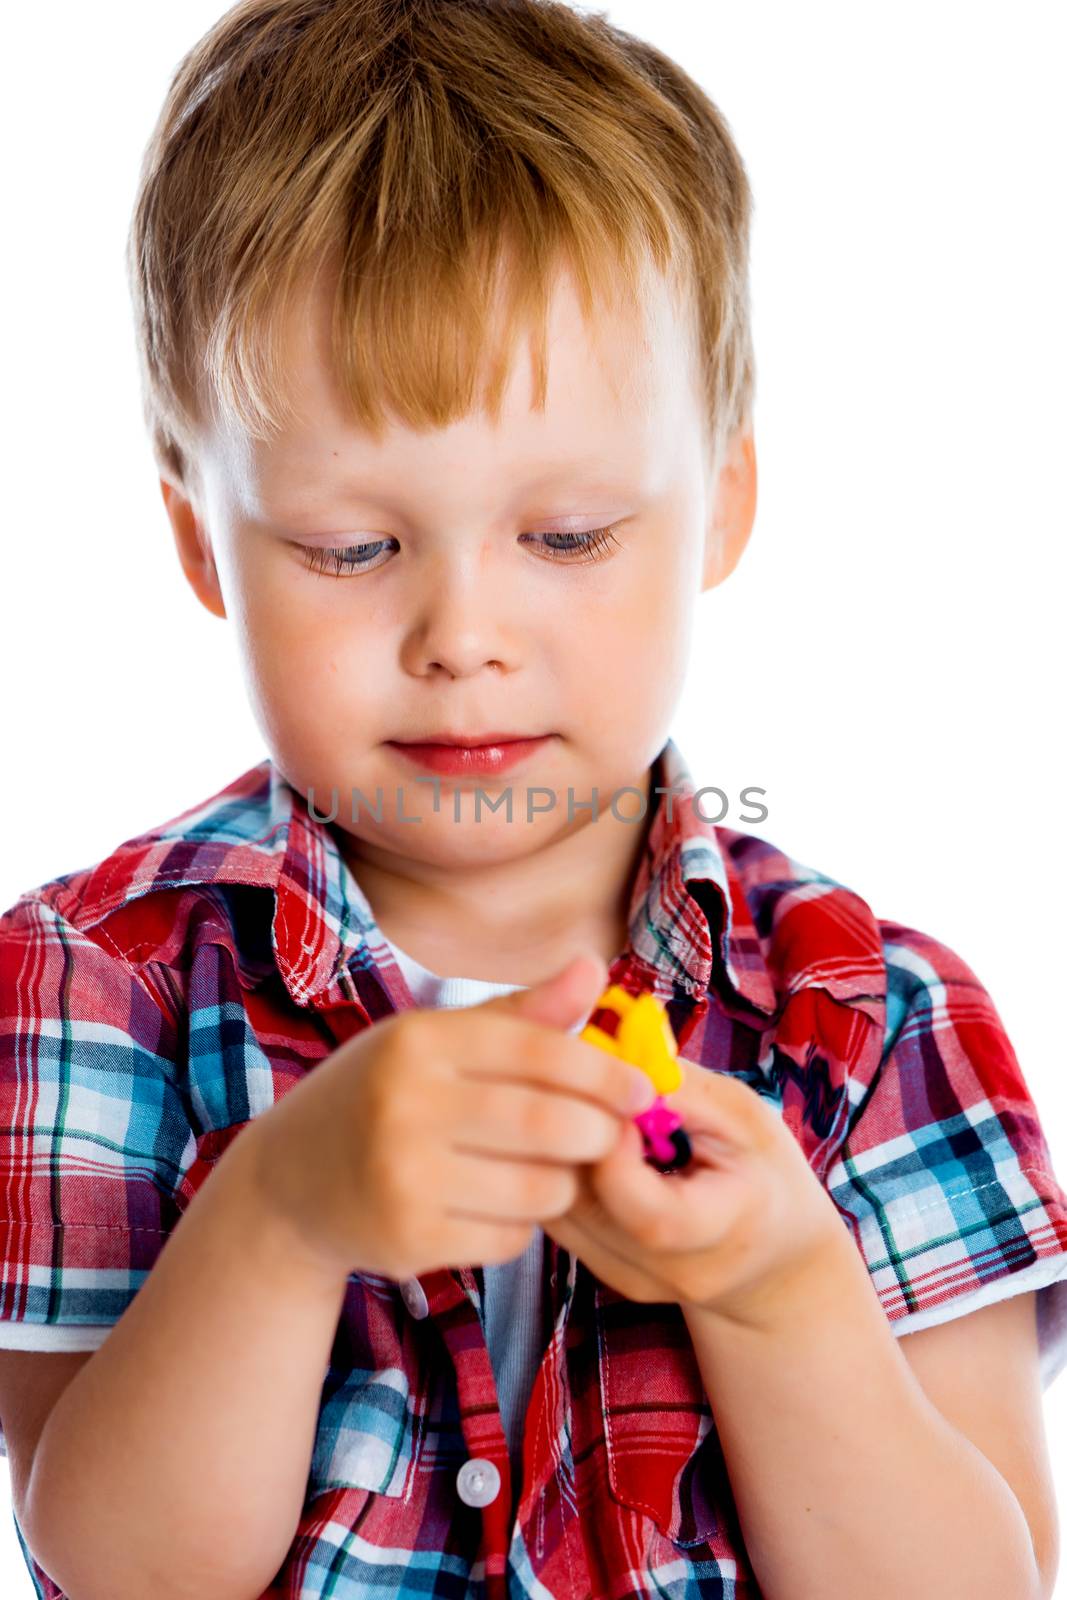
454,1011,659,1113
589,1119,676,1233
667,1064,770,1149
447,1075,620,1164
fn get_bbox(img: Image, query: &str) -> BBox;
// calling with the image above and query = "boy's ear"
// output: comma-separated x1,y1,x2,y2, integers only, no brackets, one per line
702,427,757,592
159,477,227,620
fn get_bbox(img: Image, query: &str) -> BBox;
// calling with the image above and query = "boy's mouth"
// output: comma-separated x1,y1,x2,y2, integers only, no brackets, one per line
385,733,556,776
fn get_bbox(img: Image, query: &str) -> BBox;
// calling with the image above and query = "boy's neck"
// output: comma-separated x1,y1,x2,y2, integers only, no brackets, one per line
335,764,658,986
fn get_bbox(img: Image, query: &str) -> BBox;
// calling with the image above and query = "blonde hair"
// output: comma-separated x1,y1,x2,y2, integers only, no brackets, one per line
126,0,755,493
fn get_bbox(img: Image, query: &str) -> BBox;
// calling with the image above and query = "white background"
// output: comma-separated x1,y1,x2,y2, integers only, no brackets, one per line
2,0,1065,1592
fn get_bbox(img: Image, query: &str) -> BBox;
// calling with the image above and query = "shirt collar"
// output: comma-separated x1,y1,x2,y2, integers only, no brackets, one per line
72,735,779,1020
265,735,778,1018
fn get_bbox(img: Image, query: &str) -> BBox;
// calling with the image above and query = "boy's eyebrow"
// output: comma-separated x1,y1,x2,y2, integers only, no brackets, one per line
255,461,650,519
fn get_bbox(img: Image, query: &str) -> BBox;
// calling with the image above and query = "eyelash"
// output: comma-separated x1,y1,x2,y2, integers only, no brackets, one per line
299,524,623,578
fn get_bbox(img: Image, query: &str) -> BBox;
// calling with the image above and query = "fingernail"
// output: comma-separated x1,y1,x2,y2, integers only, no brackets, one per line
628,1071,658,1112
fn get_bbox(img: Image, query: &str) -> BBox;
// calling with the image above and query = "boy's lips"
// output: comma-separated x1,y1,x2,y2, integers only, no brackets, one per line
390,730,549,745
385,734,557,776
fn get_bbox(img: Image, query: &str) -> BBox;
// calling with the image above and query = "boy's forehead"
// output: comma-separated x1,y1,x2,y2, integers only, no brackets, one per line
208,258,703,515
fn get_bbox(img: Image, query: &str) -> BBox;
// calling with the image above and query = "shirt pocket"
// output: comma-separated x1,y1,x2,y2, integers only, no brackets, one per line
594,1284,731,1549
308,1360,421,1498
307,1278,425,1501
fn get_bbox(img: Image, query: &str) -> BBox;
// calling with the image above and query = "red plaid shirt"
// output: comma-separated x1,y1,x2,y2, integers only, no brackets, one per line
3,736,1066,1598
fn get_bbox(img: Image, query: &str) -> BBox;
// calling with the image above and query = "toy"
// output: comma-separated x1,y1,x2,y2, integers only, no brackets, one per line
579,985,693,1173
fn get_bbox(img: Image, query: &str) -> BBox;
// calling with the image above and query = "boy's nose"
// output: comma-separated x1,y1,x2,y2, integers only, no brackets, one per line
401,591,522,680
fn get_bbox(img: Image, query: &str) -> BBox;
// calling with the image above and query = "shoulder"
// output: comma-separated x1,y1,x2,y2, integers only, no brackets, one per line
712,823,893,1011
702,827,1031,1162
0,760,278,1003
715,825,999,1022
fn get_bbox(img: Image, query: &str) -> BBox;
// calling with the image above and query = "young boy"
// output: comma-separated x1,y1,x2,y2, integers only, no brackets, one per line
1,2,1065,1597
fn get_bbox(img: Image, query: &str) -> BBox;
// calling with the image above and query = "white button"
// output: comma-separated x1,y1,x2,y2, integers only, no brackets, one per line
400,1277,429,1319
456,1456,501,1508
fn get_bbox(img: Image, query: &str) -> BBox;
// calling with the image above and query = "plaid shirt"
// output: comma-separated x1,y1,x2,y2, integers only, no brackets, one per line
2,735,1066,1599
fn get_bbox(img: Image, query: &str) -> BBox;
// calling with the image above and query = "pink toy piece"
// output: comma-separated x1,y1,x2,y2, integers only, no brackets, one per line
634,1097,692,1173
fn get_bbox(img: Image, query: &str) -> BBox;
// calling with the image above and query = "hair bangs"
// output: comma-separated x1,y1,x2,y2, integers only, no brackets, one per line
128,0,751,490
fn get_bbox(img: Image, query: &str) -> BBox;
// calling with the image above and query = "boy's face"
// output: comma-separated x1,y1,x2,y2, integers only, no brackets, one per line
163,257,755,874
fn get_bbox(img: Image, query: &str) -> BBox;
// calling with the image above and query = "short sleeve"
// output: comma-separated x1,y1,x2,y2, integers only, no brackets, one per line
823,921,1067,1391
0,894,196,1452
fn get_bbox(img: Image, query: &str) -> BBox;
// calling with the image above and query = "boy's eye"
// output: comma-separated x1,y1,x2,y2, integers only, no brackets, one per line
523,525,622,563
300,539,394,577
298,524,622,578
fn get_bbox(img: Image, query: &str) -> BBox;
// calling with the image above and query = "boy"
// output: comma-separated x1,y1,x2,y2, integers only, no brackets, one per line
1,1,1065,1597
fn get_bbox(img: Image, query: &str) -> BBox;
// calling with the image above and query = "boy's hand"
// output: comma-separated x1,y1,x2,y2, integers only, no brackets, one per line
244,950,656,1283
541,1057,846,1332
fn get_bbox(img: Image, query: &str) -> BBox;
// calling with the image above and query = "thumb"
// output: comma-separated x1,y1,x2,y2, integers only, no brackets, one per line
480,946,610,1034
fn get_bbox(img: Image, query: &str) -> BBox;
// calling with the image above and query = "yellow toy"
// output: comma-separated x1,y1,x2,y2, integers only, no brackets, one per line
580,985,692,1172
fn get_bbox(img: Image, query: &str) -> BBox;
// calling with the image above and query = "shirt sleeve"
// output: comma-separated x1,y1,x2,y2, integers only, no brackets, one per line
0,893,196,1454
0,1323,113,1351
822,920,1067,1391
